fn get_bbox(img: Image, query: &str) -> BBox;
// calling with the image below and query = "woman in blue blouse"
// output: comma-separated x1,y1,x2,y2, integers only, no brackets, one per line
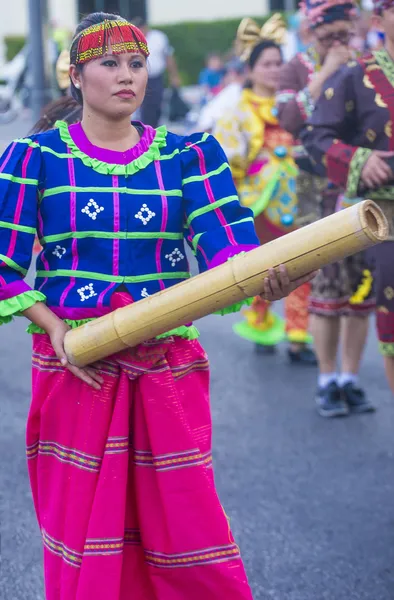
0,12,313,600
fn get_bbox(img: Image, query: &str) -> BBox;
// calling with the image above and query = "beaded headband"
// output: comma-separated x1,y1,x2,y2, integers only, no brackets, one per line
373,0,394,14
300,0,357,27
74,20,149,65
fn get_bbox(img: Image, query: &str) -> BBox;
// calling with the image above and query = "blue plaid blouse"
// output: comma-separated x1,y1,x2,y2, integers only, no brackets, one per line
0,120,259,329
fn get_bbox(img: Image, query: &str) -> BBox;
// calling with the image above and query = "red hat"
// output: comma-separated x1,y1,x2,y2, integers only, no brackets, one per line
300,0,357,27
74,19,149,65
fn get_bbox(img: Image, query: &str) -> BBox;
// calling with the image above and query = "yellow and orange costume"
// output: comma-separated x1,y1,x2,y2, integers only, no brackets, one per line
214,81,311,347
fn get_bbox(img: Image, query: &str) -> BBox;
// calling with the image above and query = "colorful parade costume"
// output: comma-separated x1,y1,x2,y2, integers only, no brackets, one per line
214,85,311,347
277,26,375,319
0,116,259,599
300,48,394,354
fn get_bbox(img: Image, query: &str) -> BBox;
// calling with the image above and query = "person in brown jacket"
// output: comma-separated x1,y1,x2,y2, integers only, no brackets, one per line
301,0,394,398
276,0,376,418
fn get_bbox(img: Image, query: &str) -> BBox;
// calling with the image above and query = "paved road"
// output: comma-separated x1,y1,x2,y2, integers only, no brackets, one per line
1,283,394,600
0,114,33,152
1,118,394,599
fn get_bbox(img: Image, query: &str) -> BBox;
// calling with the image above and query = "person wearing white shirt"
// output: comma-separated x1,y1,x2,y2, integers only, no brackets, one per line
196,59,246,133
133,18,180,127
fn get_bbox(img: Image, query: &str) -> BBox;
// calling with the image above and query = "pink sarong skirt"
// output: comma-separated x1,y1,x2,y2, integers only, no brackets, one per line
27,332,253,600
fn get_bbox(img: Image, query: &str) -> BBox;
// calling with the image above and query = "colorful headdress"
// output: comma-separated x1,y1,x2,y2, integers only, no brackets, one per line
373,0,394,14
74,20,149,65
300,0,358,27
236,14,287,62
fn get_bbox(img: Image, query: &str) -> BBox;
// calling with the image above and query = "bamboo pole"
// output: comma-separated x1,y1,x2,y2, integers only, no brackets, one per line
64,200,388,367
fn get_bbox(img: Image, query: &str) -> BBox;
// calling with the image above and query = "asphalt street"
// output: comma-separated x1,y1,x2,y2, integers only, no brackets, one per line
0,116,394,599
1,276,394,600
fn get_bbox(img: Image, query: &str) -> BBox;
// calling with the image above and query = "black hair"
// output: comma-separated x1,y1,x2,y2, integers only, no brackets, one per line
248,40,282,70
132,16,147,28
69,12,132,105
30,96,82,134
312,3,355,29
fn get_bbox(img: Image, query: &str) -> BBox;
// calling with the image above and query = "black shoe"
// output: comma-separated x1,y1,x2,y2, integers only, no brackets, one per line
315,382,349,418
254,344,276,355
288,346,318,366
341,382,376,414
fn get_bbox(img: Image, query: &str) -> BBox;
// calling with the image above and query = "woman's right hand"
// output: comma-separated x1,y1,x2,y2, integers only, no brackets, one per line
361,150,394,189
48,320,104,390
260,265,318,302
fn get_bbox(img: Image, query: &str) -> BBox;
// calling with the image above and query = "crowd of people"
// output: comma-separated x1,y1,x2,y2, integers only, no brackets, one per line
195,0,394,419
1,1,394,598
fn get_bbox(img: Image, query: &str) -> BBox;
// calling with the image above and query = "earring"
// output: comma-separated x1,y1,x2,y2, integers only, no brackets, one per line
75,83,80,89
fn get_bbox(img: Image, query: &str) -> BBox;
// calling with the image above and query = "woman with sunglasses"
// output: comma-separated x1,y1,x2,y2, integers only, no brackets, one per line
0,11,314,600
277,0,376,418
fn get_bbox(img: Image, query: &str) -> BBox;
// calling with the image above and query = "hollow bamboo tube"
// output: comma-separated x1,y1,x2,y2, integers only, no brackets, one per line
64,200,388,367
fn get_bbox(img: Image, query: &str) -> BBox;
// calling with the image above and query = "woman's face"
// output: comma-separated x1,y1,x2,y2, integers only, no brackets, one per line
71,50,148,119
249,47,282,93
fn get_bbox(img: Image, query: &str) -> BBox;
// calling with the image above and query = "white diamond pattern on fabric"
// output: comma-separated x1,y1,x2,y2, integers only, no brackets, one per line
135,204,156,226
81,199,104,220
165,248,185,268
52,245,66,259
77,283,97,302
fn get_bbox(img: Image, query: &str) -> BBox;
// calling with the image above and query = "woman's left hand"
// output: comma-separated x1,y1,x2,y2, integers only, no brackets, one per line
260,265,318,302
